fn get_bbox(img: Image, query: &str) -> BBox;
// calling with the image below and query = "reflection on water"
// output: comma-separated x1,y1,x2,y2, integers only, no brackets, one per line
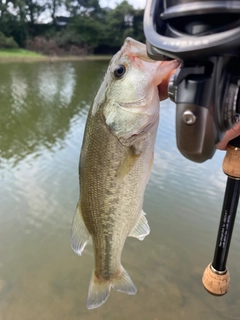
0,61,106,165
0,60,240,320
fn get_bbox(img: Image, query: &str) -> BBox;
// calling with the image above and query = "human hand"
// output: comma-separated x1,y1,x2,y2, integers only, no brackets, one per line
217,122,240,150
158,61,240,151
158,62,180,101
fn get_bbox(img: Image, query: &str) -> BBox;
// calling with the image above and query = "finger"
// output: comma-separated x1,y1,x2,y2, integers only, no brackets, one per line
158,66,179,101
217,121,240,150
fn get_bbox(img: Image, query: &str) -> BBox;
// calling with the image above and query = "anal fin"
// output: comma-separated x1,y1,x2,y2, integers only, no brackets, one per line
129,210,150,241
70,202,90,256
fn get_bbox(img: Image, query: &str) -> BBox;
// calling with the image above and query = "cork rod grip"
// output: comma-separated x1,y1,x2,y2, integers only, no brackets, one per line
223,145,240,178
202,143,240,295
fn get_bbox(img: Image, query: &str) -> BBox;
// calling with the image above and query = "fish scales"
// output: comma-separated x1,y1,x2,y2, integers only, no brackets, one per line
81,106,150,276
70,37,180,310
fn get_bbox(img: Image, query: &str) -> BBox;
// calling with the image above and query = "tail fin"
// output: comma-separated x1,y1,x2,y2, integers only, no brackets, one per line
111,267,137,294
86,272,111,310
86,267,137,310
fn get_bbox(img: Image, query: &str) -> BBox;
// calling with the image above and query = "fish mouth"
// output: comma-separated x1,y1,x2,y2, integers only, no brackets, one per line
123,37,156,63
114,88,156,114
116,86,157,115
117,96,148,113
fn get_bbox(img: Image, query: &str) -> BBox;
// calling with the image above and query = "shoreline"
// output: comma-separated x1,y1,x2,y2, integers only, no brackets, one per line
0,54,112,63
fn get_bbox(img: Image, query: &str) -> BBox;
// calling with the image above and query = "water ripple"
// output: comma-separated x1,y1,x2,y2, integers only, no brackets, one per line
1,62,240,320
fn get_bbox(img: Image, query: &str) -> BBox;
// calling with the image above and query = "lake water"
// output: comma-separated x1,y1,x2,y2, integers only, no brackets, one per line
0,60,240,320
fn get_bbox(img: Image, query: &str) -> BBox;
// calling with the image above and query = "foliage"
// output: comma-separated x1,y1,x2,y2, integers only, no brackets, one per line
66,1,145,52
103,1,136,47
0,0,145,55
68,13,104,47
26,33,90,55
132,9,145,43
47,0,64,24
65,0,100,16
0,31,19,48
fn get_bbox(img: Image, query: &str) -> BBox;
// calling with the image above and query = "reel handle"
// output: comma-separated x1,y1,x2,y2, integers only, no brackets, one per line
202,138,240,295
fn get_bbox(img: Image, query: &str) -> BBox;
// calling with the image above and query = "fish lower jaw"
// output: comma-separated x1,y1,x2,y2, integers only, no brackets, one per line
118,97,147,109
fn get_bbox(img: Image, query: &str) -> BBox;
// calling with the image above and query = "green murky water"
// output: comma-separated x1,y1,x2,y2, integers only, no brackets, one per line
0,60,240,320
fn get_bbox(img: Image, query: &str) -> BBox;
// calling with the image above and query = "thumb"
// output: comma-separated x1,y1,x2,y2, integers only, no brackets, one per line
158,65,179,101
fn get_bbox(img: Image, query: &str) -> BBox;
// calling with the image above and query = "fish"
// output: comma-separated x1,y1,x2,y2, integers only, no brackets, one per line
70,37,179,310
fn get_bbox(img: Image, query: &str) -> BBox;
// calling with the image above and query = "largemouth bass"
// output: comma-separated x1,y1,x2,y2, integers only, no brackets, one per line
71,37,179,310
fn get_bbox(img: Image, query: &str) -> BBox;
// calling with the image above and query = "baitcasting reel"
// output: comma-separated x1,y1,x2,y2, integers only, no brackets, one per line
144,0,240,162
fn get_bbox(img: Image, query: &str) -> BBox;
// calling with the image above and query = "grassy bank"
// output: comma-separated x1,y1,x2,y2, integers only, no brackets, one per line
0,48,43,57
0,48,112,62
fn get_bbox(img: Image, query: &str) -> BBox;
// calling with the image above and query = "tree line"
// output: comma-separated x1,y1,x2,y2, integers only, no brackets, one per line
0,0,145,55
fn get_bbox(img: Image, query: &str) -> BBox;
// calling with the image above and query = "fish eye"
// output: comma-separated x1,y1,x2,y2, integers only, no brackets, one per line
113,64,126,79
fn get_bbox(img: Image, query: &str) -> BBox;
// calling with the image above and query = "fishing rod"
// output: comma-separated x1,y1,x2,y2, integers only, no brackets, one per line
202,136,240,295
143,0,240,294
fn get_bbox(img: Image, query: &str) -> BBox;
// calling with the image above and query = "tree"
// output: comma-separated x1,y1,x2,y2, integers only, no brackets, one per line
0,31,19,48
103,1,135,47
25,0,47,26
62,0,145,54
65,0,100,17
0,0,27,46
63,0,103,51
0,0,145,53
46,0,64,24
69,15,104,47
132,9,145,43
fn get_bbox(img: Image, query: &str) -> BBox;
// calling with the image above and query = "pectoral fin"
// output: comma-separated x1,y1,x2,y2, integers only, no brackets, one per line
117,147,139,184
117,134,148,184
70,202,90,256
129,210,150,240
